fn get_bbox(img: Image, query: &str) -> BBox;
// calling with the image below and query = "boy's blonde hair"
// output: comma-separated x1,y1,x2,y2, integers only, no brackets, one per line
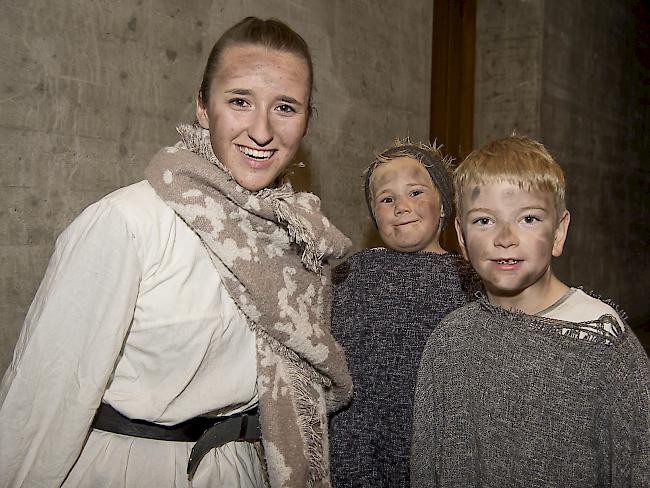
364,139,454,231
454,135,566,222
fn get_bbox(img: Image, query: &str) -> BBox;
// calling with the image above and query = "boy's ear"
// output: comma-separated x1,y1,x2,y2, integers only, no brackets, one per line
455,217,469,260
196,96,209,129
552,210,570,257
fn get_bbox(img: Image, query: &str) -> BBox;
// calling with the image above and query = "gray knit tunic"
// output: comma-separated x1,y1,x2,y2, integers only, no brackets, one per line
411,297,650,488
329,249,478,488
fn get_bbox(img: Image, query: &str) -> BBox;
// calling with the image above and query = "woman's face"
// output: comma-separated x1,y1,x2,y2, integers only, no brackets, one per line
196,44,310,191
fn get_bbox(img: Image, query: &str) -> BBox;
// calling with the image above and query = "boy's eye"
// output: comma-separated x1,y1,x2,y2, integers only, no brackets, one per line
379,196,393,204
410,190,424,197
522,215,541,224
472,217,491,226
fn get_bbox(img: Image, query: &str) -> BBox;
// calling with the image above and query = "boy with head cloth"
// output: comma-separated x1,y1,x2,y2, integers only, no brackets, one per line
329,140,479,487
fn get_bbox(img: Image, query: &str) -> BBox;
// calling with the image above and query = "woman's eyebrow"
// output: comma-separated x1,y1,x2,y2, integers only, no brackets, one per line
279,95,303,106
224,88,252,95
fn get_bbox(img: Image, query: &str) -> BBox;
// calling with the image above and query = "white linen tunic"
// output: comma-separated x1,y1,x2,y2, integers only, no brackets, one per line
539,287,624,326
0,181,266,487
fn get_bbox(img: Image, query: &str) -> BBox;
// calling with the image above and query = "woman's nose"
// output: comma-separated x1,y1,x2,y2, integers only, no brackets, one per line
248,109,273,146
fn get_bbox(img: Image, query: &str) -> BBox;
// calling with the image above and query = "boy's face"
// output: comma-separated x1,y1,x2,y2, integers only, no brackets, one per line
455,181,569,304
371,156,444,253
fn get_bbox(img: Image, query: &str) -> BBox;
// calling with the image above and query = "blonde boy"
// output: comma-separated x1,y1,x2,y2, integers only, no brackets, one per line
411,135,649,487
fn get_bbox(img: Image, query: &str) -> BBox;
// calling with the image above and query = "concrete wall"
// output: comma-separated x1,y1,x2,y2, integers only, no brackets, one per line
541,1,649,327
475,0,649,326
474,0,544,143
0,1,433,372
4,0,646,373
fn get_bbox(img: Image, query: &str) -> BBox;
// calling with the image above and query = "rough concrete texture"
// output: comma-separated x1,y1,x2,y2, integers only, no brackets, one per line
474,0,544,143
541,1,650,329
475,0,649,329
0,1,433,371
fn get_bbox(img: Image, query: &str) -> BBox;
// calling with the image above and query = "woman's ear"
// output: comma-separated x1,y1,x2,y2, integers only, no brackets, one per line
196,96,209,129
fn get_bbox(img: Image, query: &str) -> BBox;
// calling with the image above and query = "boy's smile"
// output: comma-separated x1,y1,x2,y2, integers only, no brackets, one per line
371,157,445,253
456,181,570,313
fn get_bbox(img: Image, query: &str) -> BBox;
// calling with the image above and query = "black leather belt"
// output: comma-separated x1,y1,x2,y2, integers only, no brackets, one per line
91,403,261,480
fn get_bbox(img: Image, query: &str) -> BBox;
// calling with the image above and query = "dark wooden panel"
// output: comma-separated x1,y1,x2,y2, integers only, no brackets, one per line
431,0,476,250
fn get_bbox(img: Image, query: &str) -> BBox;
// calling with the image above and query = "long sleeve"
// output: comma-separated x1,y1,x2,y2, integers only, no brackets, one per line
0,200,141,487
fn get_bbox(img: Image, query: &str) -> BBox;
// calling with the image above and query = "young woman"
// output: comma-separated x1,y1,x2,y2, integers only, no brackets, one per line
0,17,352,488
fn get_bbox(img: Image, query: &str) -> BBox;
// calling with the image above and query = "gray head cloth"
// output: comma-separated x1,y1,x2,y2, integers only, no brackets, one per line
363,144,453,231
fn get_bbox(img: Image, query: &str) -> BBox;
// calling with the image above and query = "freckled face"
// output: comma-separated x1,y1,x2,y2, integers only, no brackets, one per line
196,44,310,191
455,181,569,304
371,157,444,253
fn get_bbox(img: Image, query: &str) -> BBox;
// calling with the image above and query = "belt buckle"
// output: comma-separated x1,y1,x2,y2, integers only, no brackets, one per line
187,410,261,481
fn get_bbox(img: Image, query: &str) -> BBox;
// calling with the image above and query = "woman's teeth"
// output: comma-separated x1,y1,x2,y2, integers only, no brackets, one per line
239,146,273,160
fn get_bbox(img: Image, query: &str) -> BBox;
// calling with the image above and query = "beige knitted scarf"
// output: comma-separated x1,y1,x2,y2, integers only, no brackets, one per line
145,125,353,487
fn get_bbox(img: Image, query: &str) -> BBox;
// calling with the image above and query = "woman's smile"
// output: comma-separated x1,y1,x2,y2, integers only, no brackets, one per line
196,44,310,192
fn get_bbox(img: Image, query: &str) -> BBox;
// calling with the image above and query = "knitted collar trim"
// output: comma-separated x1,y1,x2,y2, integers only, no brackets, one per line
476,293,624,346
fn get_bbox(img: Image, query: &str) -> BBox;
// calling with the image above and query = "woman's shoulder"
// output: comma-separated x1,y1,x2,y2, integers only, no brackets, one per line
97,180,173,219
74,181,176,234
64,181,180,255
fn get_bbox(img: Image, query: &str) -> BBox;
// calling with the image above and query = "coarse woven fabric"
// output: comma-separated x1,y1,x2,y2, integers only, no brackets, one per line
329,249,480,488
411,297,650,488
145,124,353,488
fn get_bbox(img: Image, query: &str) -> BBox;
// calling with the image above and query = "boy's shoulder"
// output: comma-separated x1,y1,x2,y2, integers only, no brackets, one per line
432,294,628,347
337,247,470,270
434,301,482,329
540,287,625,330
331,248,476,288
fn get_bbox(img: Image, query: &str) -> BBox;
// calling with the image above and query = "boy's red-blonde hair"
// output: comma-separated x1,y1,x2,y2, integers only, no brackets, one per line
454,135,566,222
